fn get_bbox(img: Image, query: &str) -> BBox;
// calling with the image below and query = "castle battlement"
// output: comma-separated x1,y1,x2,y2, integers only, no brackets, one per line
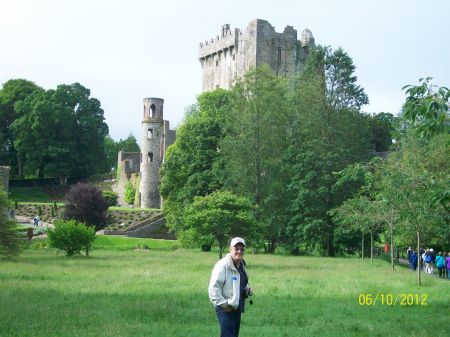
199,19,315,92
198,24,241,59
255,19,298,40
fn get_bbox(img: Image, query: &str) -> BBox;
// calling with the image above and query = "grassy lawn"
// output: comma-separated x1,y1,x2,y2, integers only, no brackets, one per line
9,187,54,203
0,243,448,337
91,235,179,250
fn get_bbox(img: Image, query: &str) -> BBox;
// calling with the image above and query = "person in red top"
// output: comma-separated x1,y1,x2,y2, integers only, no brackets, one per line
384,243,389,253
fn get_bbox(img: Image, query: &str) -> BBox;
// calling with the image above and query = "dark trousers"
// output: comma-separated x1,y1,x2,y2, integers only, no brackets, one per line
215,306,241,337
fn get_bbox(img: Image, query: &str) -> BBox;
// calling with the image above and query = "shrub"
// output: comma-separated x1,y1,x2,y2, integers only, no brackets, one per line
47,220,96,256
33,226,48,236
64,183,108,231
102,190,118,207
124,182,136,205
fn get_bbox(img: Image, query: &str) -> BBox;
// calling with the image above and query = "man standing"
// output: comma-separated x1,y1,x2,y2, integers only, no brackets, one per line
208,237,252,337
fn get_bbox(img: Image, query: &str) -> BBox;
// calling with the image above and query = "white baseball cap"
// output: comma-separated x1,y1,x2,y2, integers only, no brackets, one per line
230,237,246,247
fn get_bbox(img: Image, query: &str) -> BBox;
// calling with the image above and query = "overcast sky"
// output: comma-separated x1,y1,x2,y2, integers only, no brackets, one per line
1,0,449,143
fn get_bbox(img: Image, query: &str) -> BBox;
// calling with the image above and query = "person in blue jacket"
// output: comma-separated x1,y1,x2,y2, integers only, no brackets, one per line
409,251,418,271
435,252,445,278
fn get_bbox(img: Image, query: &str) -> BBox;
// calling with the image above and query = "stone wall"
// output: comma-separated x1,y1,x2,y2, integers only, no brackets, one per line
0,166,10,192
115,151,141,206
126,217,176,239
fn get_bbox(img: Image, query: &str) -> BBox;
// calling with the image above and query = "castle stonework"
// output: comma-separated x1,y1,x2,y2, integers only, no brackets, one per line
199,19,315,92
116,98,176,209
117,19,313,209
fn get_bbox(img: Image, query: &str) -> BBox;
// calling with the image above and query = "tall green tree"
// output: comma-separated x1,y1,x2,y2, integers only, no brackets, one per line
11,83,109,182
334,196,383,263
286,46,372,256
314,46,369,111
160,89,229,242
380,133,449,285
0,79,43,177
222,65,292,253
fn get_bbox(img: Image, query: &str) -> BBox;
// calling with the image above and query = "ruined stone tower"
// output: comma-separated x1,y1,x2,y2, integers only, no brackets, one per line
199,19,315,92
140,98,164,209
116,98,175,209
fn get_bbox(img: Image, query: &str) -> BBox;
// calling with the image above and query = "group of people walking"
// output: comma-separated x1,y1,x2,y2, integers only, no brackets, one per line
407,247,450,279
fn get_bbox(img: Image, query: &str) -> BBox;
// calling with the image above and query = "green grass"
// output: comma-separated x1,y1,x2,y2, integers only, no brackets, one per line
29,236,179,251
91,236,179,250
9,187,52,202
0,244,448,337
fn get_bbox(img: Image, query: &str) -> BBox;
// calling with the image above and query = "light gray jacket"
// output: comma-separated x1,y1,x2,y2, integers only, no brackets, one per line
208,253,249,310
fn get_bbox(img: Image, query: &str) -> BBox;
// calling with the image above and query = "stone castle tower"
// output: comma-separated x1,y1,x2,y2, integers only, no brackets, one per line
139,98,176,208
117,19,314,209
140,98,163,208
199,19,315,91
116,98,175,209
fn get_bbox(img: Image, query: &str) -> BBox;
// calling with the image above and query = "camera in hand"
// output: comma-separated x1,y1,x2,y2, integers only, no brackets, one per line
243,288,253,305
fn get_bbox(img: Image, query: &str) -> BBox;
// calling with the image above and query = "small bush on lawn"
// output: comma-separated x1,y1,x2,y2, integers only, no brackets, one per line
47,220,96,257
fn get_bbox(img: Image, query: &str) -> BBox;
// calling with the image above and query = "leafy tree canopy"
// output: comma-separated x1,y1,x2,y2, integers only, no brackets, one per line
184,190,257,258
11,82,109,180
401,77,449,139
0,79,43,176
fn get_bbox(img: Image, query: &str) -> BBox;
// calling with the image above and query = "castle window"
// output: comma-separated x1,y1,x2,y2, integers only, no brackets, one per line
150,104,156,118
216,60,219,66
276,47,282,76
147,128,153,139
147,152,153,163
232,54,236,61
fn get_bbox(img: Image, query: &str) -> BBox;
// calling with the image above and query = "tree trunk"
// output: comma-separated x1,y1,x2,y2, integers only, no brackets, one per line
266,240,276,254
417,230,421,286
326,216,335,257
370,231,373,265
361,231,365,261
18,157,24,178
390,227,395,271
38,166,44,178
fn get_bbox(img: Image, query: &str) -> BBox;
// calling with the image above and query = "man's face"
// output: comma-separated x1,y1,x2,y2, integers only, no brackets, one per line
230,243,245,263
